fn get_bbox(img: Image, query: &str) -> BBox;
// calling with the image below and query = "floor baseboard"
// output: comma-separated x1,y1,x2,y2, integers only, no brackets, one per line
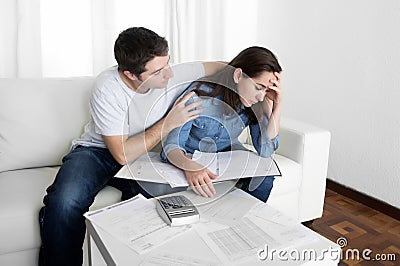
326,179,400,221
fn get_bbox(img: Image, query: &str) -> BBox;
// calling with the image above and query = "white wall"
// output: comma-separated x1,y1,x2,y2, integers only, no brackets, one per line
256,0,400,207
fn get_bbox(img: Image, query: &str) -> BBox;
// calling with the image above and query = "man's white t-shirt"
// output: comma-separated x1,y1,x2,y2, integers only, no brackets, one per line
73,62,205,148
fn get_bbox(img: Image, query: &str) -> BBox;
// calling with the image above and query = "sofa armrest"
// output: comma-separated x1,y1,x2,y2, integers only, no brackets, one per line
277,118,331,222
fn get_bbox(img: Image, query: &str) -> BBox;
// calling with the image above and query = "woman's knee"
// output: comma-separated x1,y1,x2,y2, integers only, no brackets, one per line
261,176,275,189
243,176,275,202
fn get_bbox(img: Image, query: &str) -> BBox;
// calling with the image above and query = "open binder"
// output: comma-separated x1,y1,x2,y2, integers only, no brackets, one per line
115,150,281,187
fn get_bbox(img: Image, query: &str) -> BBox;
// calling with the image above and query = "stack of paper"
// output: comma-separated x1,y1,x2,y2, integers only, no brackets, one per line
115,150,281,188
84,194,191,254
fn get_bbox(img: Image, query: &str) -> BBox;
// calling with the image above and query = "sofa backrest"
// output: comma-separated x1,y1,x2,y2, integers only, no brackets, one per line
0,78,94,172
0,77,253,173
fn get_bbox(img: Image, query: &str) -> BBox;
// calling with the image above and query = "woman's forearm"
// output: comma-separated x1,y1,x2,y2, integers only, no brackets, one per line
266,103,281,140
167,149,205,172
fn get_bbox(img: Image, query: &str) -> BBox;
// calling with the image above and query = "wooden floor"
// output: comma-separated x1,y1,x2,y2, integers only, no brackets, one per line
306,189,399,265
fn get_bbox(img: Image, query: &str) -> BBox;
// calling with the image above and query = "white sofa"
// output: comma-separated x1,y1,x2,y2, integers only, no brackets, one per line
0,78,331,266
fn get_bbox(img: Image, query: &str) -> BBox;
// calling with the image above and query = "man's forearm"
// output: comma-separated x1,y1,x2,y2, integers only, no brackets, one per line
122,117,172,163
202,61,227,76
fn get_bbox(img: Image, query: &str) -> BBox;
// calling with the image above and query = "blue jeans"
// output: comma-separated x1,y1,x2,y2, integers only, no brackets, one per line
39,146,128,266
38,146,187,266
237,176,275,202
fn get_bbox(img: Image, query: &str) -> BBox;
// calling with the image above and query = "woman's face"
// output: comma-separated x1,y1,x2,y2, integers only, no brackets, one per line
236,71,276,107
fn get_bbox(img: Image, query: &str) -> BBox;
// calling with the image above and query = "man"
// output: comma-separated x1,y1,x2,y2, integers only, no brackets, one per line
39,27,223,266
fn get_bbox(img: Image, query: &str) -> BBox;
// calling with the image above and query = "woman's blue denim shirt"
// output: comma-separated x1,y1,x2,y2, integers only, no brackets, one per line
160,84,279,161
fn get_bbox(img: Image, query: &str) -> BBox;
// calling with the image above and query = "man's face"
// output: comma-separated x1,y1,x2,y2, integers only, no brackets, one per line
138,55,173,89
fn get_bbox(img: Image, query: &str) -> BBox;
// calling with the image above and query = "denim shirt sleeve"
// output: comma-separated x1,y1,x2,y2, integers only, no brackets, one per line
160,92,199,162
249,114,280,158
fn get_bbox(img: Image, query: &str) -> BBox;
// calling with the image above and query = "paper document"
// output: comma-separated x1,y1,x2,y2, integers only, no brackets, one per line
276,225,320,249
196,189,258,224
115,152,188,187
141,251,220,266
115,150,281,188
246,202,298,226
193,150,281,182
195,218,281,263
176,180,237,206
84,194,191,254
244,204,319,249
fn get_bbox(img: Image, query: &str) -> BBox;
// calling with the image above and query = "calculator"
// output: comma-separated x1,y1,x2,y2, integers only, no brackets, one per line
156,195,200,226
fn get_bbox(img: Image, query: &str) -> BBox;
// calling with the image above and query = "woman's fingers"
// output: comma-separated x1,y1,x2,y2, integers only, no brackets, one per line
188,172,216,197
274,72,281,82
268,72,281,90
191,180,209,197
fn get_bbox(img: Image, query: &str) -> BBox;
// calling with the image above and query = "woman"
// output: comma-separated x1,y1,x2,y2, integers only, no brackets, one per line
161,46,282,202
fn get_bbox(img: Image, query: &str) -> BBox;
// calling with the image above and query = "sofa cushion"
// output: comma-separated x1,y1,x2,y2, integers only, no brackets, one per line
0,167,121,255
0,78,94,172
271,154,302,197
240,144,302,198
0,248,39,266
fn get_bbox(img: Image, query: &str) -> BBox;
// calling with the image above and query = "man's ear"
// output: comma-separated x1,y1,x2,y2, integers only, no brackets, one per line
123,70,140,81
233,68,243,83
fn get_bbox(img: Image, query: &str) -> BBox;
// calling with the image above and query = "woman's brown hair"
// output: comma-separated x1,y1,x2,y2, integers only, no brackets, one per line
192,46,282,124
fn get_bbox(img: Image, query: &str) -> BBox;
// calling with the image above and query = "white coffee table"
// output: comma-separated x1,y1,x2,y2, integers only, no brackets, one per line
86,184,340,266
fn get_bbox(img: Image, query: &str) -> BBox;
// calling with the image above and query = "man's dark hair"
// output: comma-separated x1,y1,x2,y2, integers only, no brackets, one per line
114,27,169,78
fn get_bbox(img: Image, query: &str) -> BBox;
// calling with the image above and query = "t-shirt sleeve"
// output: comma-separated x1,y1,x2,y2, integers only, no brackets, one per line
90,88,128,136
167,62,205,92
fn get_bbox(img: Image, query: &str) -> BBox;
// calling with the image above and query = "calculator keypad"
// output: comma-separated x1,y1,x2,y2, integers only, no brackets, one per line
160,195,192,209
